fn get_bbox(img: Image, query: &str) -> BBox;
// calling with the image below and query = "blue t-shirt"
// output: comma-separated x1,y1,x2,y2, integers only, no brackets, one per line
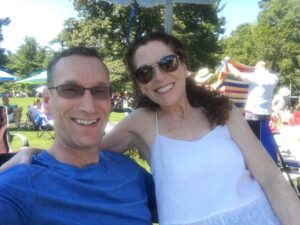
0,150,156,225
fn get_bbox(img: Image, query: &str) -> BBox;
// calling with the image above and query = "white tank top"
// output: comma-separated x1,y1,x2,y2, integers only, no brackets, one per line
151,114,280,225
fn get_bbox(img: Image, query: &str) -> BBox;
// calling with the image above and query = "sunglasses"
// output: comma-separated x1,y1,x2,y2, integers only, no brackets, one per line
48,84,111,100
134,54,180,84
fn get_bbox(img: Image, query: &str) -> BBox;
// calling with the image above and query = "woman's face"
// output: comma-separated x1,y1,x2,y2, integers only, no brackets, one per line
133,41,188,108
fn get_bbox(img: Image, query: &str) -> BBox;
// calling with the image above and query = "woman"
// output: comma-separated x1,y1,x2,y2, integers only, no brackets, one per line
2,32,300,224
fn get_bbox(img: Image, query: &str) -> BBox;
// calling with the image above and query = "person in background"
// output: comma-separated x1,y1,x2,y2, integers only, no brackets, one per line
194,67,214,88
0,47,156,225
0,106,8,153
227,60,278,121
1,95,22,129
272,87,291,125
227,60,279,161
293,105,300,125
1,32,299,225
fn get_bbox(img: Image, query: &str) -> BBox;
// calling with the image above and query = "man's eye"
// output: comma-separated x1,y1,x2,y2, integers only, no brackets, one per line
93,88,106,93
63,86,79,93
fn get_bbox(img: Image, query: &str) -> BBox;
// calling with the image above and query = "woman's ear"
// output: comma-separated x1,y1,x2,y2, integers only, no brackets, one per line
42,88,51,113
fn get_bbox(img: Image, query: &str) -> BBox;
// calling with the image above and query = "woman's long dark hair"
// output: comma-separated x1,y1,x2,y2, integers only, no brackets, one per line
124,31,232,126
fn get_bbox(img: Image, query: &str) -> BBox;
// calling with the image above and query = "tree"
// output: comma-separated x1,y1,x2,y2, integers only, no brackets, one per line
5,37,49,78
255,0,300,93
220,23,257,65
56,0,224,92
221,0,300,94
0,17,11,68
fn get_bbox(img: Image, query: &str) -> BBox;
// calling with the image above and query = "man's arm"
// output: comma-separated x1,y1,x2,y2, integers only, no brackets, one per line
142,168,158,223
0,203,26,225
0,167,32,224
227,63,243,79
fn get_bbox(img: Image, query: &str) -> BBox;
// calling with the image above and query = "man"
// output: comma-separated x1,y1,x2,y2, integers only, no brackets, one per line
227,60,278,121
227,60,279,160
272,87,291,125
1,95,22,129
194,67,214,89
0,47,156,225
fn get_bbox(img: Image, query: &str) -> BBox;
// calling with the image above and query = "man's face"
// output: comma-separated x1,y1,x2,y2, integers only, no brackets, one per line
2,97,9,106
44,55,111,151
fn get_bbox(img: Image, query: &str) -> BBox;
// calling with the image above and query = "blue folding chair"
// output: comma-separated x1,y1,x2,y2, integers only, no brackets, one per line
248,119,300,197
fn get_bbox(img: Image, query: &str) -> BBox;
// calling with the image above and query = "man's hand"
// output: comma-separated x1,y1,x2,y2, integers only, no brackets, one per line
227,63,242,78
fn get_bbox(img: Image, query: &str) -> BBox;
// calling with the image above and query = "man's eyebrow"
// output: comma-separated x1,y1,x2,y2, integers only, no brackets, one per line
57,81,110,87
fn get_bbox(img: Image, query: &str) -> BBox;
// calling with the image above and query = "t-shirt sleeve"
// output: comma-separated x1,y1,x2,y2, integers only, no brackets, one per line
142,169,158,223
0,200,27,225
240,72,252,82
0,167,32,224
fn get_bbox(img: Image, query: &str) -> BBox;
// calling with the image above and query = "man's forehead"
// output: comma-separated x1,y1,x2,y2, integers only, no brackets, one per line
53,55,109,83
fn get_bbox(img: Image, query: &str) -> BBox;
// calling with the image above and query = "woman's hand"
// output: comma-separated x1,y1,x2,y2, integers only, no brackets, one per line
0,147,41,172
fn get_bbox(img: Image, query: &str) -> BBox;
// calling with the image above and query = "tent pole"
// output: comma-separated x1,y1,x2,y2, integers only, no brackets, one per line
165,0,173,33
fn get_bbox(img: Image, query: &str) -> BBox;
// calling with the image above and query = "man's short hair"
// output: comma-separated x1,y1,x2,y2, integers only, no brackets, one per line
47,47,109,85
255,61,266,69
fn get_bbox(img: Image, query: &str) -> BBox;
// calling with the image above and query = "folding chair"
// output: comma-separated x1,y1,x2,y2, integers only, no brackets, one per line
0,153,16,166
0,106,29,154
26,106,54,139
248,120,300,197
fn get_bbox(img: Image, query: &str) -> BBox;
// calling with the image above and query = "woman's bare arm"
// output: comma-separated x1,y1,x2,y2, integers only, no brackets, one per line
227,106,300,225
101,108,153,162
0,147,42,172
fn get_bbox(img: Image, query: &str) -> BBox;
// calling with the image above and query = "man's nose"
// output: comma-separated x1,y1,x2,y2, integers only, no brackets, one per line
78,90,97,112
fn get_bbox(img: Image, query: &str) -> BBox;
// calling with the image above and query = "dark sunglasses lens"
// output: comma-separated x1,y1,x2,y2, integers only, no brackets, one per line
135,65,154,84
58,85,82,98
158,55,179,72
91,87,111,99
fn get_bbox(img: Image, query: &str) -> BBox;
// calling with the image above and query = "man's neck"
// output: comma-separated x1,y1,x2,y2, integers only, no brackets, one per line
48,143,100,168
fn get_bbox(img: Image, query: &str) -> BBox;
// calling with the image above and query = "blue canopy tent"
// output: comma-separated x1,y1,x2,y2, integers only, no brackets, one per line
0,70,16,82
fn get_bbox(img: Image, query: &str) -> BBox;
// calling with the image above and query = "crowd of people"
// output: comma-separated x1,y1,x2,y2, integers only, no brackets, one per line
111,90,134,113
1,95,23,129
26,98,54,130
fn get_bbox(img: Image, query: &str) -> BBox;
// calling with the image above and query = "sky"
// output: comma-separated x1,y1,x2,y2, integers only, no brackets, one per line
0,0,260,53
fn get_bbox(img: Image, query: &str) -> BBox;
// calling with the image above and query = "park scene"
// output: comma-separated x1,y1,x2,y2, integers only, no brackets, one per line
0,0,300,224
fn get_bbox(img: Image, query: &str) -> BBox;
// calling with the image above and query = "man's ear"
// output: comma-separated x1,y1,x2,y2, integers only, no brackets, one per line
42,88,51,113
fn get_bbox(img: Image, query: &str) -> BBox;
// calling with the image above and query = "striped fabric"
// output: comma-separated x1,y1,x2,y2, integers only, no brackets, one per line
216,58,254,113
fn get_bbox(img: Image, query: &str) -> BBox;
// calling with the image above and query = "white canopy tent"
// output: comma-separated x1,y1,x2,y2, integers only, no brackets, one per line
0,70,16,82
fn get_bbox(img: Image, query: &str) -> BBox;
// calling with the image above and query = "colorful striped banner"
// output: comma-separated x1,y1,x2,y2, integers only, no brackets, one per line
215,58,254,113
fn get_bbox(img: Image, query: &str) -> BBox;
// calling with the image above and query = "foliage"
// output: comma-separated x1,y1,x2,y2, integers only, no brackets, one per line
221,0,300,95
54,0,224,92
220,24,257,65
0,82,36,97
0,17,11,68
105,58,131,93
5,37,51,78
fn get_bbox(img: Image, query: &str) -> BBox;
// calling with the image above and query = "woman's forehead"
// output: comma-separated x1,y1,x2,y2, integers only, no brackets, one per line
134,41,173,65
